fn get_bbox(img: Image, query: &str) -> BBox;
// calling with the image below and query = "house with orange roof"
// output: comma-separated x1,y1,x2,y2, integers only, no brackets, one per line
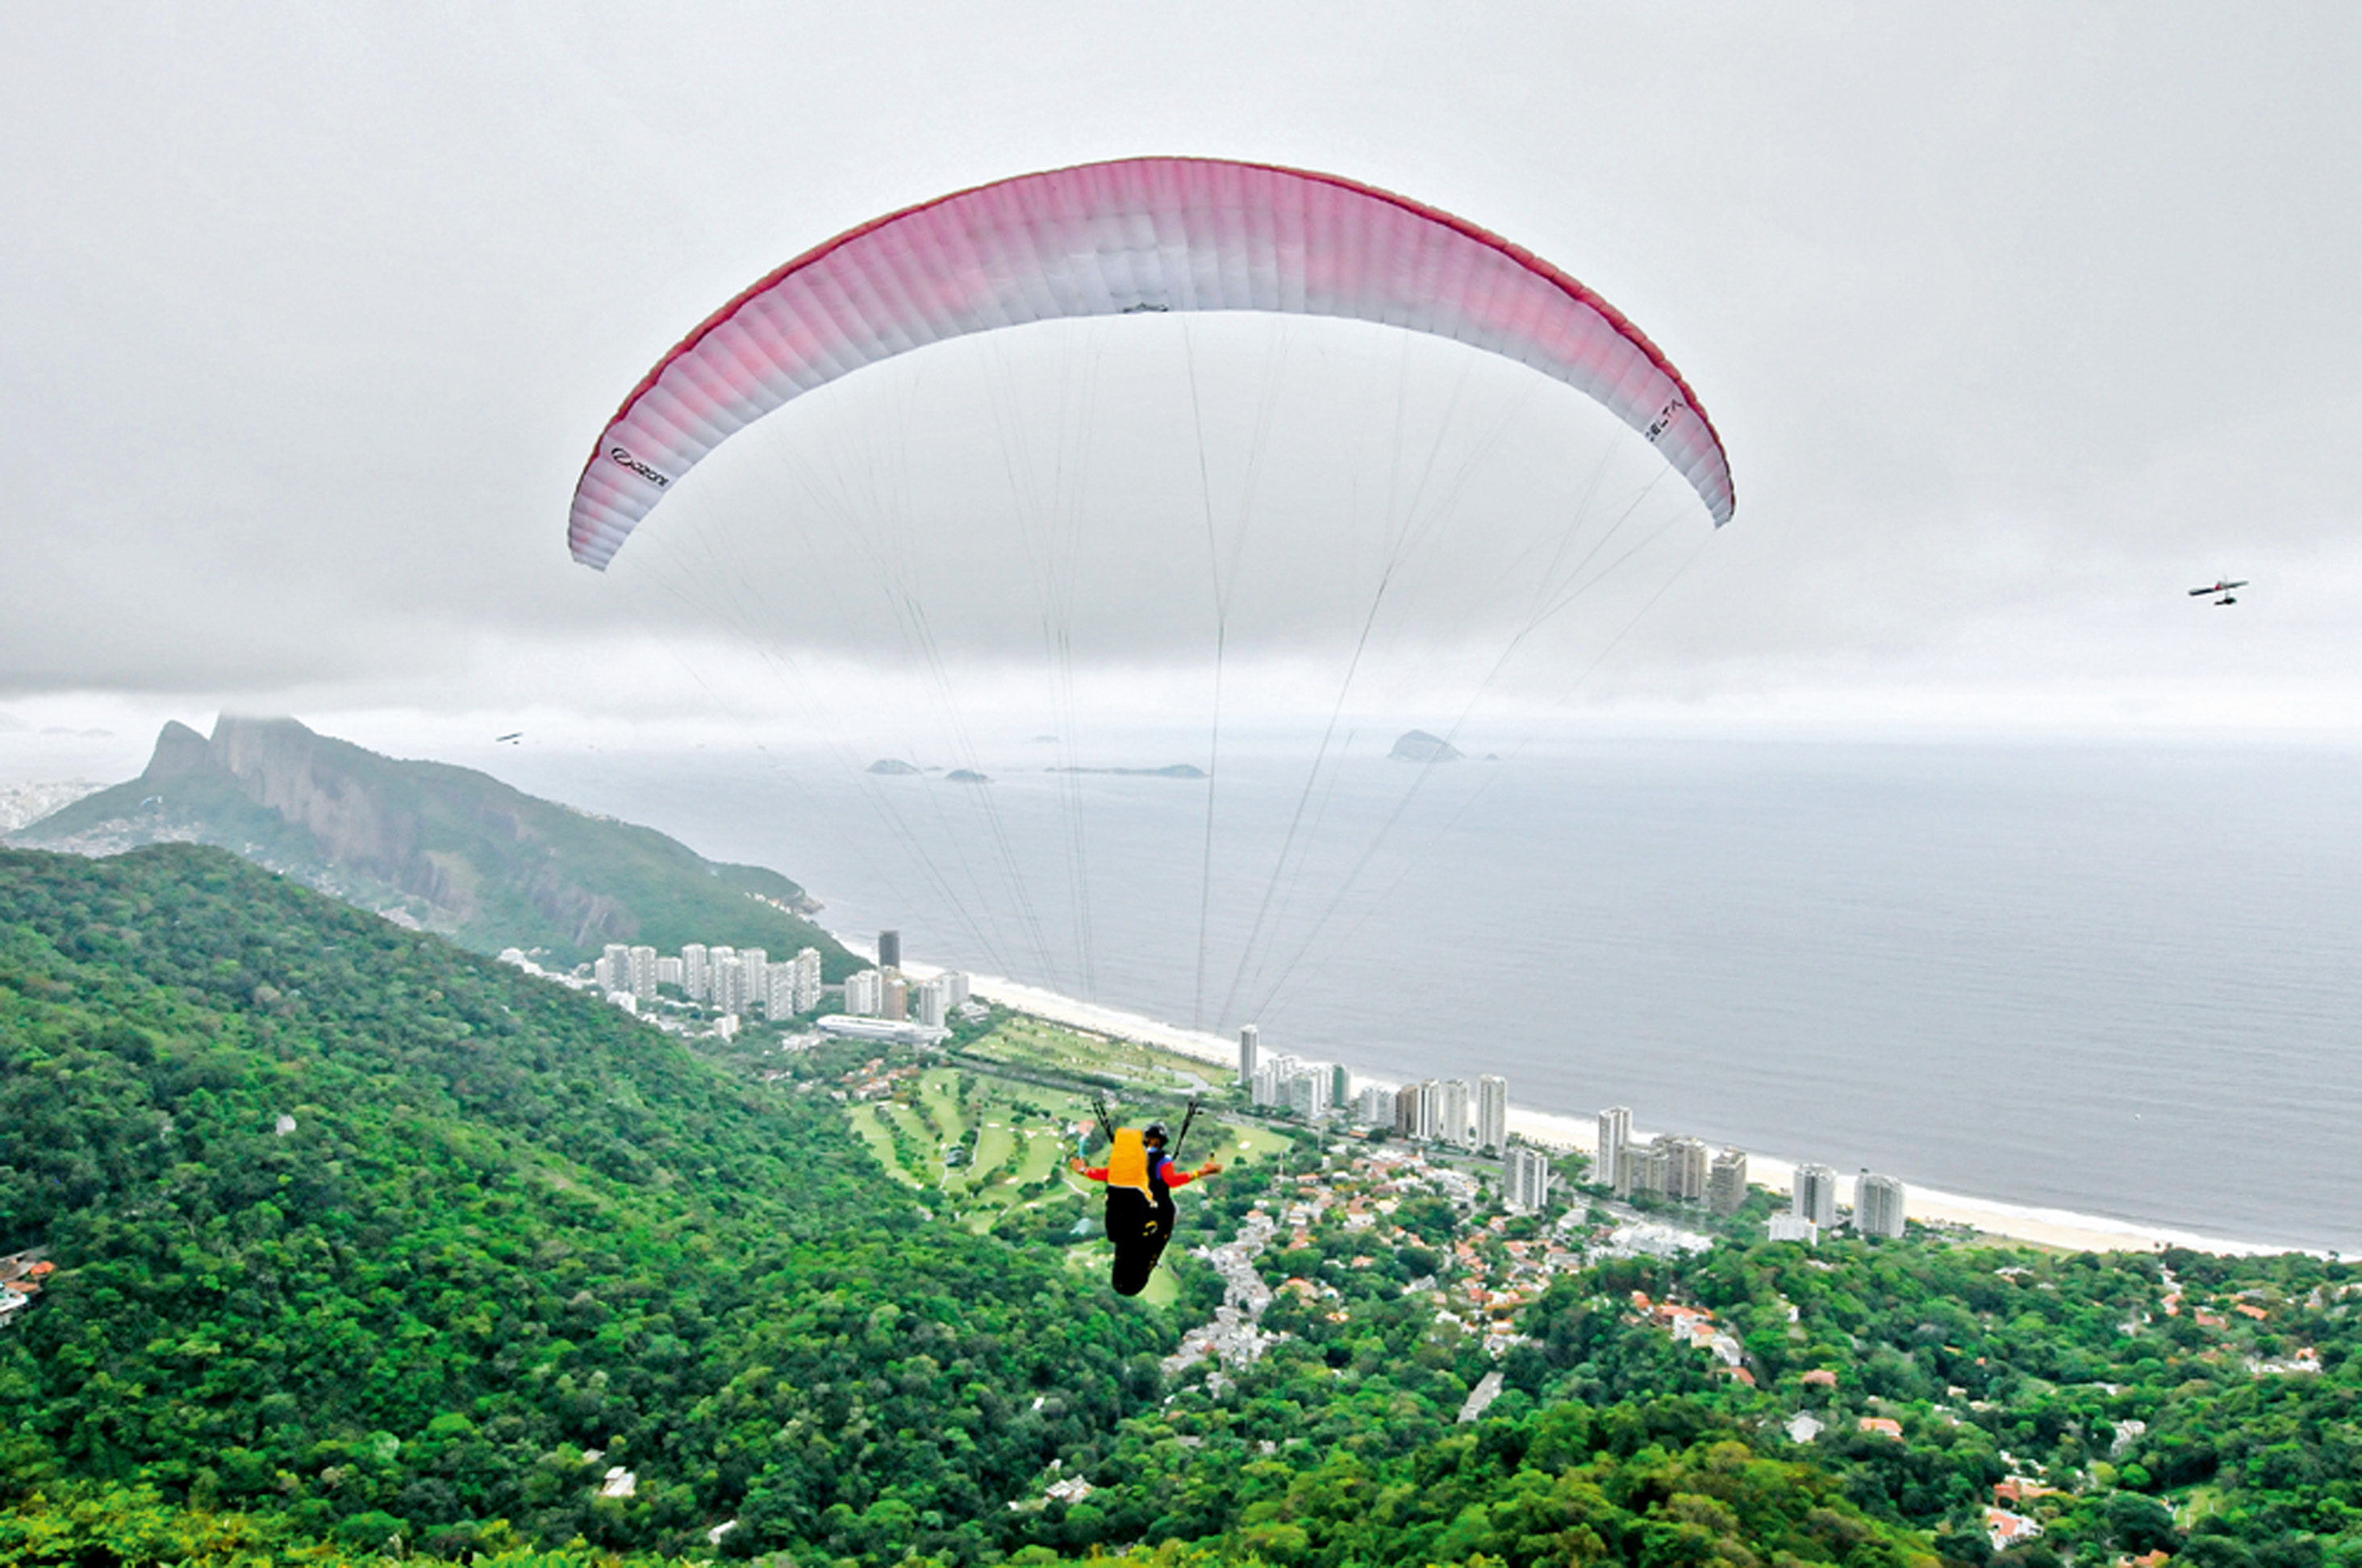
1801,1369,1838,1389
1986,1508,2042,1549
1859,1416,1903,1439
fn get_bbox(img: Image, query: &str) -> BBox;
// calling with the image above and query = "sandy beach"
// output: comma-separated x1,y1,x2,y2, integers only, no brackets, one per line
858,945,2299,1258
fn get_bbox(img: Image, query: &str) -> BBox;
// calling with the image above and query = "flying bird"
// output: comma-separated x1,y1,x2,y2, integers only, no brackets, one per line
494,732,524,744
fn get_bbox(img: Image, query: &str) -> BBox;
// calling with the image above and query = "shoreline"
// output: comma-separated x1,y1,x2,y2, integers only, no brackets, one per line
855,945,2311,1259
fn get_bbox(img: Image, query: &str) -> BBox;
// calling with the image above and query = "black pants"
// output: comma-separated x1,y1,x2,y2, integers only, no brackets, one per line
1105,1186,1176,1297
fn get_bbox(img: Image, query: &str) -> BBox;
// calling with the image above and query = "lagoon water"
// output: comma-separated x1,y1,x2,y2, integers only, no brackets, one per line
487,730,2360,1253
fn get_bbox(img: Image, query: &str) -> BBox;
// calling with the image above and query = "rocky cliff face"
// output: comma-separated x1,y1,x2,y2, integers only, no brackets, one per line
10,715,842,967
207,716,433,903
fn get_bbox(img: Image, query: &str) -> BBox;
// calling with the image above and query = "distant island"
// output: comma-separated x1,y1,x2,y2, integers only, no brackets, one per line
866,757,922,775
1045,763,1208,778
945,769,991,784
1389,728,1463,762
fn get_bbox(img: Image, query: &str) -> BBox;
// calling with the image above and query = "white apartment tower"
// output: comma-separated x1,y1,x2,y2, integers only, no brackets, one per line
1415,1079,1445,1141
739,949,768,1011
1505,1145,1555,1213
791,947,824,1013
710,955,746,1017
600,944,631,995
681,944,709,1003
1476,1075,1509,1155
1355,1083,1393,1127
627,945,658,999
1237,1024,1259,1087
1596,1107,1632,1192
1855,1172,1908,1238
1792,1162,1840,1228
1439,1079,1473,1147
844,968,883,1017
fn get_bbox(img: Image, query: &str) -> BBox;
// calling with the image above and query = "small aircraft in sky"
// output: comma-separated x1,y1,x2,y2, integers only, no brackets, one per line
2189,579,2248,605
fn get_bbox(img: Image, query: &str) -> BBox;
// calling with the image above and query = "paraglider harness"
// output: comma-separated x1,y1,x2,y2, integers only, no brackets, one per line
1086,1094,1198,1298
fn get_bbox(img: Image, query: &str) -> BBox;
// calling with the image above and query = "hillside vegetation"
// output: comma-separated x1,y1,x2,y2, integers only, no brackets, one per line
9,716,850,966
5,844,2352,1567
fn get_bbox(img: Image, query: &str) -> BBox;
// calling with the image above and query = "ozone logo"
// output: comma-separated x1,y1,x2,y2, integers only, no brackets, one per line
607,445,672,488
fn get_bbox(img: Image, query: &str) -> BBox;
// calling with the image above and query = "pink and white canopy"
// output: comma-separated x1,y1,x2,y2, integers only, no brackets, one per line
568,157,1734,569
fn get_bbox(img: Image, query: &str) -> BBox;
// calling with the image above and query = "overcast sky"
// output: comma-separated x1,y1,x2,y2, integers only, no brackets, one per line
6,2,2360,757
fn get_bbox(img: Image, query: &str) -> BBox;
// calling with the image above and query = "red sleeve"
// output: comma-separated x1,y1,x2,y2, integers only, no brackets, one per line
1079,1166,1109,1182
1161,1159,1197,1188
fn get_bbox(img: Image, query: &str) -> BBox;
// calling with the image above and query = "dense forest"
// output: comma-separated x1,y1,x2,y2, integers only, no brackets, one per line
2,843,2354,1567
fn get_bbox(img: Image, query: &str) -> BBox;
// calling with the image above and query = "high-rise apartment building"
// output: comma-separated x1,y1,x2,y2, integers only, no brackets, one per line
1331,1062,1353,1107
844,968,883,1017
944,970,970,1007
1505,1145,1554,1213
915,977,948,1028
627,945,657,999
1252,1053,1298,1109
1618,1139,1669,1199
1855,1172,1907,1238
707,947,737,1010
711,956,746,1017
1356,1083,1393,1126
682,944,709,1003
1476,1075,1509,1154
1283,1069,1328,1119
1237,1024,1259,1086
1394,1082,1421,1137
657,955,684,988
739,949,768,1011
601,945,631,995
1439,1080,1472,1147
877,930,901,970
791,947,824,1013
1792,1163,1839,1228
883,975,908,1021
1415,1080,1445,1141
1663,1136,1711,1202
1707,1149,1750,1216
1596,1107,1632,1192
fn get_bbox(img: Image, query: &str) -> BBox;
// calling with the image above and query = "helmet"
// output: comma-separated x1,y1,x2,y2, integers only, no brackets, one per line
1142,1121,1169,1145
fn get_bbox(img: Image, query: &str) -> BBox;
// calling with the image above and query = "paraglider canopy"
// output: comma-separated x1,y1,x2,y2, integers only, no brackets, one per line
568,156,1734,570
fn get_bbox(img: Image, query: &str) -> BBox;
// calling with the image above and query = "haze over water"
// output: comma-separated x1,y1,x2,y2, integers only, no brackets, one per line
490,729,2360,1254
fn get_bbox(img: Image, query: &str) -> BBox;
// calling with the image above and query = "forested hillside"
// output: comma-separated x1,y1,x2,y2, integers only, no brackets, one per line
6,844,2346,1568
9,717,850,966
0,844,1162,1560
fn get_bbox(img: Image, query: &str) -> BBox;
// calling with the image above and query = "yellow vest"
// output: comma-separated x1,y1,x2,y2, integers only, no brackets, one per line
1107,1128,1154,1197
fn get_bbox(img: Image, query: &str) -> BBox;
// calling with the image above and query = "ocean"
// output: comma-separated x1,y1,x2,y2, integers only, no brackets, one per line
391,728,2362,1254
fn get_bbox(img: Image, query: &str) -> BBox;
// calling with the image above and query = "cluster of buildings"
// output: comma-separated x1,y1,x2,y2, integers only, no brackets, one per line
1596,1107,1751,1214
1768,1161,1908,1241
1593,1106,1909,1239
563,927,979,1046
590,940,825,1020
1238,1027,1508,1149
1235,1026,1554,1214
